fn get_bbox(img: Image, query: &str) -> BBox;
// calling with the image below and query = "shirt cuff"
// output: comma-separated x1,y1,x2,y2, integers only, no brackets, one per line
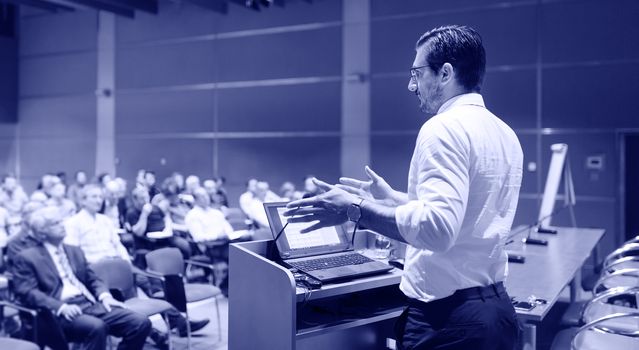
98,292,112,302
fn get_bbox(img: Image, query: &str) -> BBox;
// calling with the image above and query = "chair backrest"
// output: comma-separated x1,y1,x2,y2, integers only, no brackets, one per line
91,258,136,300
145,247,184,275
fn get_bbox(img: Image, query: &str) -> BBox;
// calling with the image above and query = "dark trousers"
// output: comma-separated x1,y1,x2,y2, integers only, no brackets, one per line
58,296,151,350
394,282,520,350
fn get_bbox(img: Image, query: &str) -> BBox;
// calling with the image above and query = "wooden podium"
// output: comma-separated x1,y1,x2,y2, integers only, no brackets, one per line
228,235,404,350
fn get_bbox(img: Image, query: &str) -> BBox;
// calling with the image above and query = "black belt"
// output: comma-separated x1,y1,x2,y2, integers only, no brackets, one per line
408,282,506,309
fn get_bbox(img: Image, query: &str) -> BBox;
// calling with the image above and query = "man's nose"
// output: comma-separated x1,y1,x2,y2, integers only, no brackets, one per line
408,78,417,93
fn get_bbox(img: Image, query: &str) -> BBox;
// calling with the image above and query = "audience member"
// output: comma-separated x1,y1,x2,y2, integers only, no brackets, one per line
144,171,160,199
64,185,128,264
46,183,77,219
279,181,296,201
185,188,234,243
302,174,320,198
96,173,111,188
126,187,191,258
238,178,258,217
0,174,29,218
171,172,185,193
12,206,152,350
5,201,46,270
184,175,200,195
66,171,88,207
159,177,190,234
0,205,9,249
101,180,123,229
32,174,61,199
213,176,229,208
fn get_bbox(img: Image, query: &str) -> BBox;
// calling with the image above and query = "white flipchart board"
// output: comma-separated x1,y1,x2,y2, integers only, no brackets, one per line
538,143,576,227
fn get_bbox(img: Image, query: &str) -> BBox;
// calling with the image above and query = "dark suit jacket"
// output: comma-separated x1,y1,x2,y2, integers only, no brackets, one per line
13,243,109,312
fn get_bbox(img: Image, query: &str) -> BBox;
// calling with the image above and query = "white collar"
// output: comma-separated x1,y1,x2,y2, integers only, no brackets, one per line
437,93,485,114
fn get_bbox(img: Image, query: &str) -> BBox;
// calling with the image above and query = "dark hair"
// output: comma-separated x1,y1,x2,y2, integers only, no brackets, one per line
416,25,486,92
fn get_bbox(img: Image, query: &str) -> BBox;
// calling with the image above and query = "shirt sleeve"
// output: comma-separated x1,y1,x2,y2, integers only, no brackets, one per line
185,211,205,242
395,118,470,252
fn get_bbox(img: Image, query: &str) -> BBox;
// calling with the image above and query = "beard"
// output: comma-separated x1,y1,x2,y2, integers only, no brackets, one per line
418,84,445,115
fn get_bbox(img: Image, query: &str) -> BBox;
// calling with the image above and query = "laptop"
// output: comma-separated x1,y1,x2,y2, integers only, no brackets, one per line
264,202,393,283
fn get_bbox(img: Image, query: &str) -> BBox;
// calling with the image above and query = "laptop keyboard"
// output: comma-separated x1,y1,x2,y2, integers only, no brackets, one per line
289,253,374,271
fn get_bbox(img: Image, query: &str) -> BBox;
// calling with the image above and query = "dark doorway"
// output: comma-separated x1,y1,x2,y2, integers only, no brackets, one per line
625,133,639,241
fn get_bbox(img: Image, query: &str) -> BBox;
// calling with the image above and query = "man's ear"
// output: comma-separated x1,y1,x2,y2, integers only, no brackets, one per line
440,62,454,85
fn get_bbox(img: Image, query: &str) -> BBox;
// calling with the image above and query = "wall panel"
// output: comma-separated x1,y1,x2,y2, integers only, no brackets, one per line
217,82,341,132
116,90,215,134
20,53,97,97
482,69,536,129
541,133,617,198
19,138,96,183
19,96,96,138
371,76,425,132
217,137,341,205
215,28,342,82
518,133,539,195
116,41,216,89
370,135,416,192
371,6,537,74
541,0,639,64
115,138,214,183
542,63,639,128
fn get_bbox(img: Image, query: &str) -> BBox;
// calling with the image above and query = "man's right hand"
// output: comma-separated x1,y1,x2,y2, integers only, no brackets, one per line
58,303,83,321
337,166,399,204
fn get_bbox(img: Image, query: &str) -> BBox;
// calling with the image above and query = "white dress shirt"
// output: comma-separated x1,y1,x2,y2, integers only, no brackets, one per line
63,209,130,264
395,93,523,303
185,206,234,242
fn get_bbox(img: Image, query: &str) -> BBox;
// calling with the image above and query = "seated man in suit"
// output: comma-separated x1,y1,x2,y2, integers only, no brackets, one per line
12,206,151,350
64,185,209,341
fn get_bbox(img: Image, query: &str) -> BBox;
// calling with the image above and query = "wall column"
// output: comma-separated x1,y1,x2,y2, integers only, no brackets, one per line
341,0,370,179
95,12,116,176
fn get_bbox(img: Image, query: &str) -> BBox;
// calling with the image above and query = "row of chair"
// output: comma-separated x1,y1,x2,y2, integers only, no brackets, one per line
551,235,639,349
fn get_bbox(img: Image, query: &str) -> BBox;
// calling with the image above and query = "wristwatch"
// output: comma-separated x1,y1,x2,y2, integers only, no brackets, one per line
347,198,365,224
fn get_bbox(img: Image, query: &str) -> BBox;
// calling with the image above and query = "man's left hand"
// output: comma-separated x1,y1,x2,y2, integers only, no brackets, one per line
102,295,127,312
284,178,358,233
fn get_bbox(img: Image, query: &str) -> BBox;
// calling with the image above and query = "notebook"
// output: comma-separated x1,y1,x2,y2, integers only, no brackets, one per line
263,202,393,283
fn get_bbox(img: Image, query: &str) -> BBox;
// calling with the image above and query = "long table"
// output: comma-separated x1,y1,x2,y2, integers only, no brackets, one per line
504,226,605,350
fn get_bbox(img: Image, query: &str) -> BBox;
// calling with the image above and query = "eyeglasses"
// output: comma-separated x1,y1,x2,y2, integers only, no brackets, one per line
409,64,429,79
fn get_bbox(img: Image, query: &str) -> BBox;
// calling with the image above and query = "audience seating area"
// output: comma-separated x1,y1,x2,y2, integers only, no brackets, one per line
0,170,300,349
550,234,639,349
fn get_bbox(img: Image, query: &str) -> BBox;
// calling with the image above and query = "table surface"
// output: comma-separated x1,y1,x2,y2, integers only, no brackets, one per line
504,226,605,322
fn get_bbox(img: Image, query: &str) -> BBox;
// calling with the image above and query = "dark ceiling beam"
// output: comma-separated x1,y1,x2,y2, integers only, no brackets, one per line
188,0,227,14
228,0,259,12
64,0,134,17
3,0,75,12
98,0,156,14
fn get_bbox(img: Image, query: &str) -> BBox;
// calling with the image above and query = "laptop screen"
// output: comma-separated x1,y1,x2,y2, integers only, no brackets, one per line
263,202,352,259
